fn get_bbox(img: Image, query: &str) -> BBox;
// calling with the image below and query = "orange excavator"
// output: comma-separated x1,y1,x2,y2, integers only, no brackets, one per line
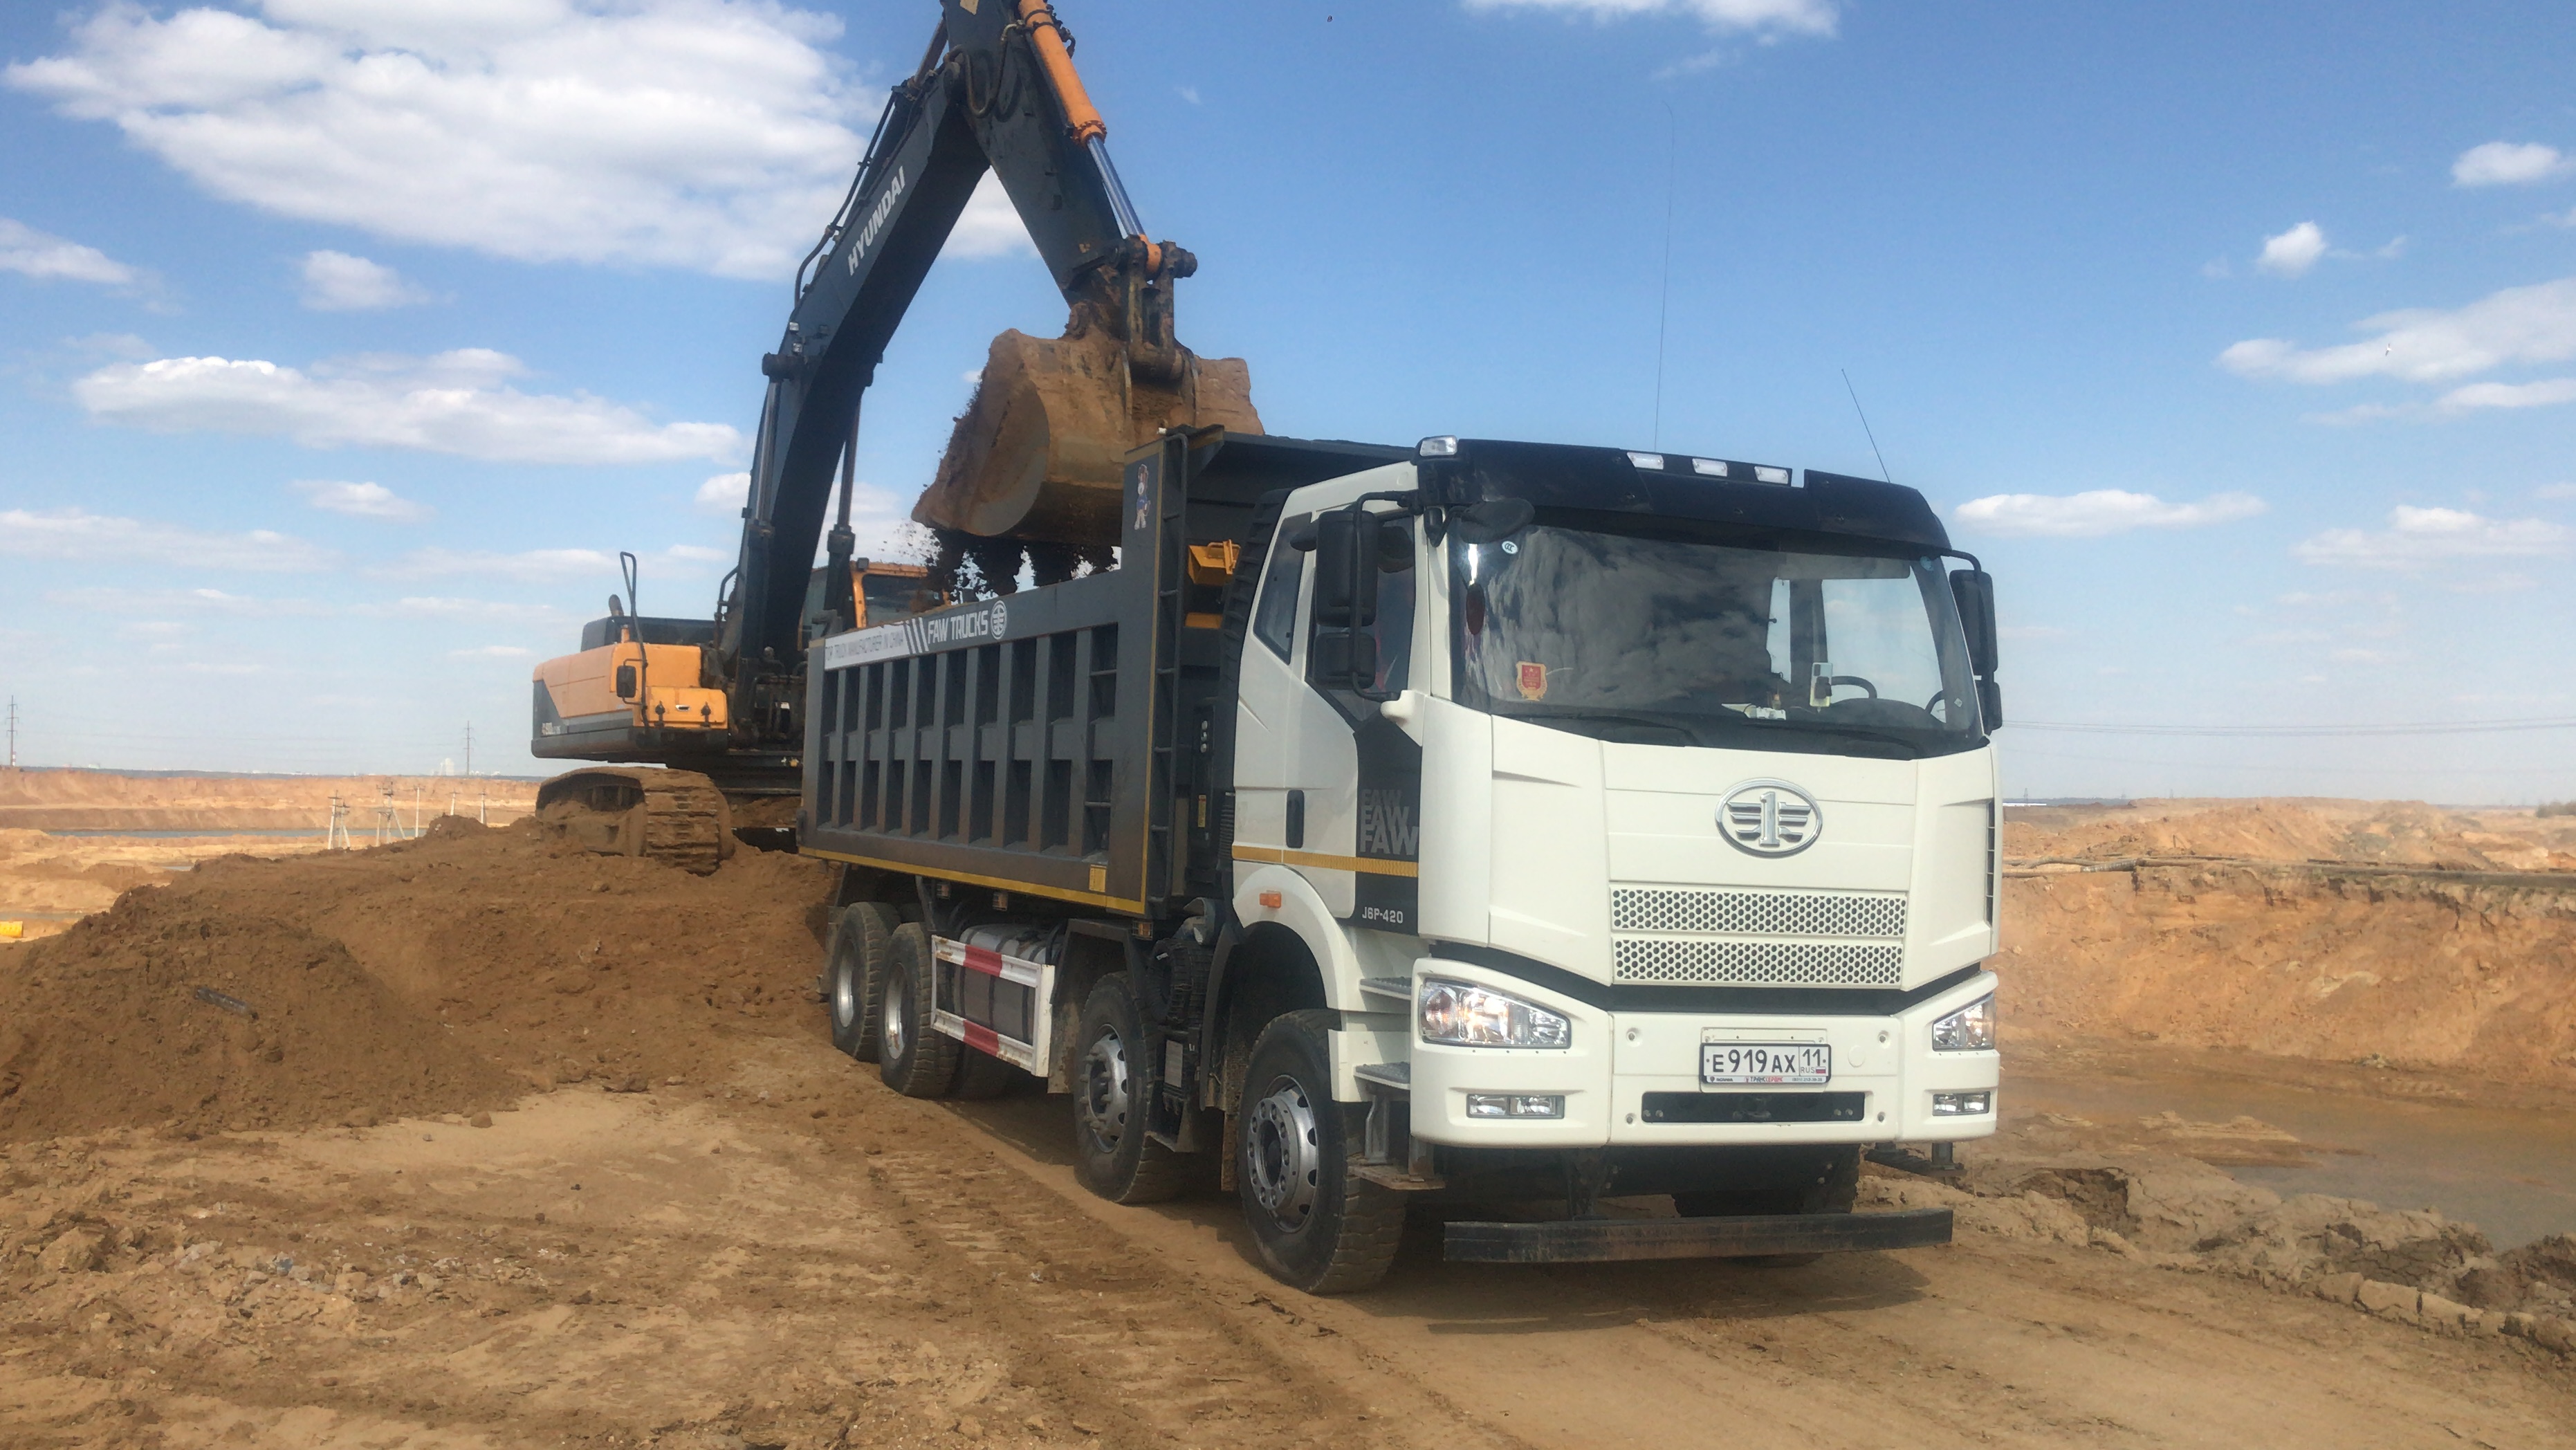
528,1,1258,867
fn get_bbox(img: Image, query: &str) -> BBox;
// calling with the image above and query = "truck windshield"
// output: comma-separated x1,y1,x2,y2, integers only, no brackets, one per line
1451,524,1983,759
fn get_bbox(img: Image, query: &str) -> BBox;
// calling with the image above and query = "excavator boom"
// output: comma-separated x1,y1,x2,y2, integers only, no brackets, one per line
529,1,1254,858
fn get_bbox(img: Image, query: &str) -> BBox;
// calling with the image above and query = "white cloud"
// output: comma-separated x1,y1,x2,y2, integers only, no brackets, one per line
292,478,432,522
2218,277,2576,385
299,249,429,310
74,349,741,464
0,215,142,286
448,644,532,659
6,0,876,279
396,542,718,581
2256,221,2326,277
2435,377,2576,413
46,585,332,617
0,507,337,571
950,172,1033,259
2293,506,2573,569
1177,85,1201,106
397,545,616,582
695,470,750,514
1462,0,1839,38
2452,141,2574,189
2535,482,2576,500
375,595,567,623
1951,489,2267,538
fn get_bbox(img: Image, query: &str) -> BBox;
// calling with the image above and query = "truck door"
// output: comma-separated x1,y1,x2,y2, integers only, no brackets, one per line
1231,512,1313,875
1294,511,1423,931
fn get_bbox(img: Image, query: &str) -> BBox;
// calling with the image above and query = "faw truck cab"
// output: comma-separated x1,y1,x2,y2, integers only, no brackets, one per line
802,430,2002,1292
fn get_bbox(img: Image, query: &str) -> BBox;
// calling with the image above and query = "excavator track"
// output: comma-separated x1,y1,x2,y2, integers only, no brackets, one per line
535,767,736,875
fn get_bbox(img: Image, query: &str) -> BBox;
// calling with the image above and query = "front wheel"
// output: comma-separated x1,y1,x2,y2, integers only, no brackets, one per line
1236,1010,1403,1294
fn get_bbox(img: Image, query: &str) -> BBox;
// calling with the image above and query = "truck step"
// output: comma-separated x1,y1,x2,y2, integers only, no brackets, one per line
1353,1061,1410,1090
1357,975,1412,1002
1352,1162,1446,1192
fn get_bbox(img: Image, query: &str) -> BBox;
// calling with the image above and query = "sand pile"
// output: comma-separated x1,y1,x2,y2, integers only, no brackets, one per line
0,814,837,1141
0,887,515,1140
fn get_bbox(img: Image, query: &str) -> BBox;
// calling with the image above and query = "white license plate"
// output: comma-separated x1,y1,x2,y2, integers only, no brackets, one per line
1701,1042,1832,1086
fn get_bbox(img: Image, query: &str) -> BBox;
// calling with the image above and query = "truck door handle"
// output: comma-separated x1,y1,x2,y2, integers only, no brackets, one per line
1286,789,1305,850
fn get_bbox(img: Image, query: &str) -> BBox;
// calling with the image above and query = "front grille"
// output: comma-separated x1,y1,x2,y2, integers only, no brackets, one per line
1609,884,1907,988
1612,938,1904,986
1612,887,1905,939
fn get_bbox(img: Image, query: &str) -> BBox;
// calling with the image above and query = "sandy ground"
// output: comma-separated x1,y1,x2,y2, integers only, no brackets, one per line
6,1044,2572,1449
0,793,2569,1446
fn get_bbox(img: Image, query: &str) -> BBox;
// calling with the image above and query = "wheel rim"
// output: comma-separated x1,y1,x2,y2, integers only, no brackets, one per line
883,963,909,1063
1243,1074,1321,1231
831,947,858,1031
1077,1027,1130,1155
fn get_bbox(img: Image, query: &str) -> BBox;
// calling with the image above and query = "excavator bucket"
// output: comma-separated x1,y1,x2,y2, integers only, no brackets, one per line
912,327,1261,547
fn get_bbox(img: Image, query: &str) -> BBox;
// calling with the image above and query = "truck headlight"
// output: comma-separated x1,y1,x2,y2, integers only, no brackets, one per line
1419,978,1570,1049
1931,995,1996,1052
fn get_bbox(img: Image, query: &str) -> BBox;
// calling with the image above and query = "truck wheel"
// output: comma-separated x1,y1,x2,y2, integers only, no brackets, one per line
1236,1010,1403,1294
1070,974,1190,1204
877,924,959,1099
825,902,899,1062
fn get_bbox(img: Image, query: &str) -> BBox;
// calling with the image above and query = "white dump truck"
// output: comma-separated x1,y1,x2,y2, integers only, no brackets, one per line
802,430,2003,1292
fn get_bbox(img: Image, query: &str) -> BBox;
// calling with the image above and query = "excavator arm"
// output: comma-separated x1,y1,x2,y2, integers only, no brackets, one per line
720,0,1191,726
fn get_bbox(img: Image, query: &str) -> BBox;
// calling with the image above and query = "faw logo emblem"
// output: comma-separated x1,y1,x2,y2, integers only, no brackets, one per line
1358,789,1418,859
1719,780,1821,857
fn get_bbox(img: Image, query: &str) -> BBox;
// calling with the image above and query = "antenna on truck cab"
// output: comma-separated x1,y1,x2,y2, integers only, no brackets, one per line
1841,368,1894,484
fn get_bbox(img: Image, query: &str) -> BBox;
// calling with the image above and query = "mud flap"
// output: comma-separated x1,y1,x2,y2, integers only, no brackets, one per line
1442,1207,1952,1264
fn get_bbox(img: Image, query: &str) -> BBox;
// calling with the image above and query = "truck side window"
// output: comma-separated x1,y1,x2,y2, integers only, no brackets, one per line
1251,516,1308,661
1371,530,1415,695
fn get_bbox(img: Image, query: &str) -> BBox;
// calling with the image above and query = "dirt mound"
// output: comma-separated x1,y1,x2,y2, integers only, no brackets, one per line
0,889,515,1140
0,813,837,1141
2005,798,2576,872
1998,865,2576,1087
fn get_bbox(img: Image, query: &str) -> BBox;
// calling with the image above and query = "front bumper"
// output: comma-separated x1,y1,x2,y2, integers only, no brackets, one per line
1444,1206,1953,1263
1404,957,2000,1148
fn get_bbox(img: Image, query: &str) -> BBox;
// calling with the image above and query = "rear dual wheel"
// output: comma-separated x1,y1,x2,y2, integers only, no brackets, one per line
825,902,899,1062
877,923,960,1098
1071,974,1192,1204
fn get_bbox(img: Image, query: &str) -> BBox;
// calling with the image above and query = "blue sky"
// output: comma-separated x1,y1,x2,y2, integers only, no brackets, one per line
2,0,2572,800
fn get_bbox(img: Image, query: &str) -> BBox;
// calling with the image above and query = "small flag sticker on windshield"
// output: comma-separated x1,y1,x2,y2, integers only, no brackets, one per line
1516,662,1547,701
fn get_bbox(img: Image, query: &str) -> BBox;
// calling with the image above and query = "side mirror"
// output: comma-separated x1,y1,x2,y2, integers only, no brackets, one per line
1312,508,1380,629
1312,628,1378,692
1448,497,1534,545
1949,569,1998,678
1978,678,2003,731
614,662,639,700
